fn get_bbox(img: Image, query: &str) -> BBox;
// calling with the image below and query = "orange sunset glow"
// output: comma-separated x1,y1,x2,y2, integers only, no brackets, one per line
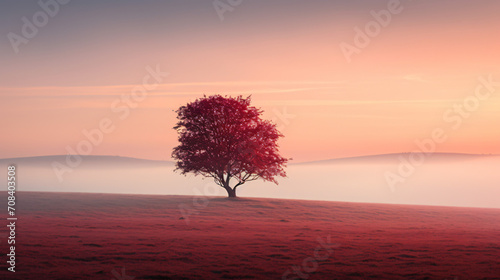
1,1,500,162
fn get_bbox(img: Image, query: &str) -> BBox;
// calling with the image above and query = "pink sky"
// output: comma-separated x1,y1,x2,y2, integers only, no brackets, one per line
1,0,499,162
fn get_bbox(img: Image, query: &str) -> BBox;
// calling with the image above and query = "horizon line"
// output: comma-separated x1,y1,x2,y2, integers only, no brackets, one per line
1,152,498,165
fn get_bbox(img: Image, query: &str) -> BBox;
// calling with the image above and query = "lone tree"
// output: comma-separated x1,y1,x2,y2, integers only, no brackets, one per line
172,95,288,198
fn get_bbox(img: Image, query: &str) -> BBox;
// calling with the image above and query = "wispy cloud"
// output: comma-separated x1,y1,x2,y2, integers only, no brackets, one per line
261,99,462,107
402,74,429,83
0,81,346,98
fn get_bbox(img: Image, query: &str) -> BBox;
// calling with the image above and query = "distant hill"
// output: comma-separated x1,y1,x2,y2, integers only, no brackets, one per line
0,155,174,168
0,153,497,167
292,152,499,165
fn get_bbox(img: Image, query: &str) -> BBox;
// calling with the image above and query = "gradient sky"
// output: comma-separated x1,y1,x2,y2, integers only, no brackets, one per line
1,0,499,162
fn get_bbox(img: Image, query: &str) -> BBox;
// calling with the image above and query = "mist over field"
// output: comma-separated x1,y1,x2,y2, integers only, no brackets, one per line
2,153,498,209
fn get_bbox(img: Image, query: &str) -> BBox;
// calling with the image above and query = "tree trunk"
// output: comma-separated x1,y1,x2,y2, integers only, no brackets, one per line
225,186,237,198
223,173,237,198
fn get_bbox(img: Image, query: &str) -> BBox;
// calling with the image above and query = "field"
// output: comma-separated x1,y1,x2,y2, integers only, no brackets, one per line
1,192,499,279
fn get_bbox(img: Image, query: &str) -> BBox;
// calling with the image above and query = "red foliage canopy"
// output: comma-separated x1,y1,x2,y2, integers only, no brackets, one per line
172,95,288,197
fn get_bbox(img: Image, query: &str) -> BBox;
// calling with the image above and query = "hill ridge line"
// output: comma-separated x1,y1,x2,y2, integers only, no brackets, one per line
0,152,498,165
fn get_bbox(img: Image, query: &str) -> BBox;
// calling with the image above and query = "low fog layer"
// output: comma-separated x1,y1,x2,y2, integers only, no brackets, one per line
1,154,498,208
